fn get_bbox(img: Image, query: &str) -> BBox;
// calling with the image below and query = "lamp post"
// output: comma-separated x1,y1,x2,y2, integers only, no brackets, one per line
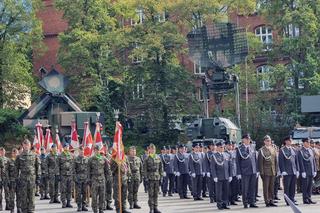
114,109,120,121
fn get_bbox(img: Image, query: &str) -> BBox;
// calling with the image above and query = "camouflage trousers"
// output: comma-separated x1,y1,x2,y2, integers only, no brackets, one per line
113,177,127,211
7,181,16,210
75,180,87,208
39,175,48,197
19,178,36,213
128,178,140,204
148,180,160,210
91,179,105,212
48,175,59,201
60,176,73,204
0,181,9,208
105,177,113,205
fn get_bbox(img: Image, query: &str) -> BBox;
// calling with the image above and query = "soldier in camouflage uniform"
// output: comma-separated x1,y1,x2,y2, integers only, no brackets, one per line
39,147,49,200
31,146,40,197
58,143,74,208
6,148,18,213
0,147,10,211
143,144,163,213
46,144,60,203
15,139,40,213
127,146,142,209
111,154,131,213
16,146,23,213
88,145,111,213
74,146,88,212
103,145,113,210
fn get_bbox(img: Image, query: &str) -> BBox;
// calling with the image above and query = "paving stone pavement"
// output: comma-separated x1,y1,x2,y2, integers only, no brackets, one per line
5,186,320,213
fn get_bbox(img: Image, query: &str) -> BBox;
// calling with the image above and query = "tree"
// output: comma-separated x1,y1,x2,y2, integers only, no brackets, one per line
0,0,42,108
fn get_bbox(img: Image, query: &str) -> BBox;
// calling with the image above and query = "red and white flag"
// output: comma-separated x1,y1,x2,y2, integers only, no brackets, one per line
55,129,63,154
35,122,44,147
33,134,40,154
112,121,125,163
44,128,53,151
83,121,93,156
94,122,103,148
70,121,80,151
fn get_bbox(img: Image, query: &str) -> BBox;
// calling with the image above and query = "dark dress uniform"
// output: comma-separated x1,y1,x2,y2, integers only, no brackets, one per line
173,152,189,199
189,151,203,200
298,146,317,204
278,145,299,203
236,144,258,208
211,151,231,210
160,153,171,196
225,149,238,204
205,150,215,202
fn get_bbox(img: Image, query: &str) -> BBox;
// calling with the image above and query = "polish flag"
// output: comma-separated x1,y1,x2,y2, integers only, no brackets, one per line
70,121,80,151
111,121,125,163
35,122,44,147
94,122,103,148
55,128,63,153
44,128,53,151
33,134,40,154
83,121,93,156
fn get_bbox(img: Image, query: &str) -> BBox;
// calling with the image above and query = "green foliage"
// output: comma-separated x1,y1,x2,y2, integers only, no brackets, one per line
0,0,43,108
0,109,30,145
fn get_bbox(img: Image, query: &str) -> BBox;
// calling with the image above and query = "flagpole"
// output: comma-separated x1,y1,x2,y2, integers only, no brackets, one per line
114,110,122,213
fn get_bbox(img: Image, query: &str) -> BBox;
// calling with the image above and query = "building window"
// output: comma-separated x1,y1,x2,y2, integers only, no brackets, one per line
197,87,204,101
131,9,144,26
193,60,205,75
155,12,166,23
284,24,300,38
133,83,144,99
255,26,273,49
286,64,304,89
132,43,143,64
257,65,272,91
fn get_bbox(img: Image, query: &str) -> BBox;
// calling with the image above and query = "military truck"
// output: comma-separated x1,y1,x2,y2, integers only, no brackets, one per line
291,126,320,144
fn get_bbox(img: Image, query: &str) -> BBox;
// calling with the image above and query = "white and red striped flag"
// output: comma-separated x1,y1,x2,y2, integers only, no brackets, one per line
70,121,80,152
83,121,93,156
33,134,40,154
44,128,53,151
111,121,125,163
55,128,63,154
94,122,103,148
35,121,44,147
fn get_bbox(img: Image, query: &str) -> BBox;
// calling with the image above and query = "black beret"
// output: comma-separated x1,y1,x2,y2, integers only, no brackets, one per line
242,134,251,139
161,146,167,150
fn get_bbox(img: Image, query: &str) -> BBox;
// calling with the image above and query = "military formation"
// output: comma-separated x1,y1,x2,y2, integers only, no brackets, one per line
1,134,320,213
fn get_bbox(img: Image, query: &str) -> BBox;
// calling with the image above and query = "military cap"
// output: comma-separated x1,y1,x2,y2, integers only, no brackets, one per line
263,135,271,140
310,140,315,144
192,143,200,148
129,146,136,150
199,143,203,148
216,140,225,147
283,136,292,142
51,144,57,148
225,141,235,145
23,139,31,144
178,144,185,149
161,146,167,150
63,143,69,148
242,134,251,139
170,145,177,149
302,138,310,143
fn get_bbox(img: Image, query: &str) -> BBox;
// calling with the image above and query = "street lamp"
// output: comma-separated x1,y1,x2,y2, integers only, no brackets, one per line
114,109,120,121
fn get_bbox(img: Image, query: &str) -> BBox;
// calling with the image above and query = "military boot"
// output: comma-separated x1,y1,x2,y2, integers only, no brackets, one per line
129,202,133,209
99,209,104,213
82,206,88,211
10,210,14,213
77,205,82,212
49,198,54,204
17,208,22,213
66,200,73,208
40,194,44,200
106,202,113,210
149,208,154,213
5,204,9,210
54,197,61,203
133,202,141,209
154,208,162,213
122,209,131,213
62,202,67,208
44,194,50,200
0,203,2,211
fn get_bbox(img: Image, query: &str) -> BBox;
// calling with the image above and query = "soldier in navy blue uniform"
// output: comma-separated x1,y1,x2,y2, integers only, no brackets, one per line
189,143,203,201
236,134,259,208
211,140,232,210
169,146,177,195
278,136,299,205
225,141,238,205
205,141,215,203
160,146,172,197
298,138,317,204
199,144,207,198
173,144,190,199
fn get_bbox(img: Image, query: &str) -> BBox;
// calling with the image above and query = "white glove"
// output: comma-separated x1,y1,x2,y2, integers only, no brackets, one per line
302,172,306,178
281,172,288,176
296,172,299,178
191,173,196,178
176,172,181,177
202,172,205,177
237,175,241,180
314,172,317,178
256,172,260,178
163,172,167,177
174,172,176,176
228,177,232,182
213,177,218,183
206,172,211,177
